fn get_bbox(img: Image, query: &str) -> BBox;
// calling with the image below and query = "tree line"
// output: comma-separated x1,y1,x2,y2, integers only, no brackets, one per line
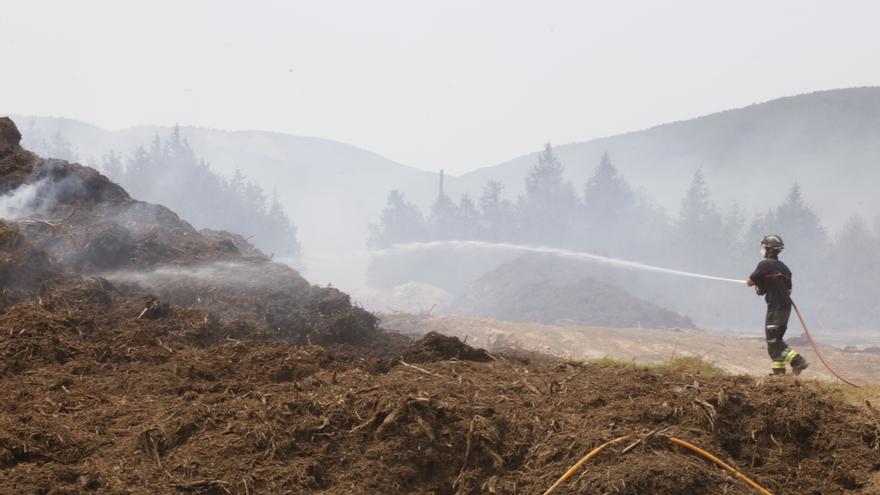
98,128,302,262
369,143,879,329
21,125,301,262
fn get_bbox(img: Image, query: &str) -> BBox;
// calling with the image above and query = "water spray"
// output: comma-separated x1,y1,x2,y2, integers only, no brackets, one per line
375,240,744,284
378,240,859,387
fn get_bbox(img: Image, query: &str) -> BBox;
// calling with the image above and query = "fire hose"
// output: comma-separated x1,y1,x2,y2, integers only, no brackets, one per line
540,435,629,495
542,435,773,495
385,242,861,387
790,297,860,388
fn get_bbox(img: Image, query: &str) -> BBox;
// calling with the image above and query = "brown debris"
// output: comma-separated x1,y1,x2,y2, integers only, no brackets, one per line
401,331,492,363
1,116,880,494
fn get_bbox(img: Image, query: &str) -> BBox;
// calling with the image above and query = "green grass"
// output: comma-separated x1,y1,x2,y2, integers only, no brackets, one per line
649,356,728,377
804,379,880,407
587,356,636,368
586,356,880,413
587,355,727,377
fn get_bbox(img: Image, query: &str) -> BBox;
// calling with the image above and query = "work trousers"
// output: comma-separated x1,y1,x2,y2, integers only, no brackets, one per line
765,306,793,362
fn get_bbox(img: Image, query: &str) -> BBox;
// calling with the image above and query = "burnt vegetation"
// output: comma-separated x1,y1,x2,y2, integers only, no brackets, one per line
2,117,880,493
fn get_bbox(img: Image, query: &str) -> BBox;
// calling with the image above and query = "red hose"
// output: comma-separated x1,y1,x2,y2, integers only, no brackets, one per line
790,298,860,388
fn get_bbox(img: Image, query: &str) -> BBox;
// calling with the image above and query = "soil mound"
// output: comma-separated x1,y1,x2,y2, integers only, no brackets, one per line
0,220,63,310
0,117,378,346
103,261,378,346
451,253,695,329
3,117,880,494
1,323,878,494
0,117,22,156
401,331,492,363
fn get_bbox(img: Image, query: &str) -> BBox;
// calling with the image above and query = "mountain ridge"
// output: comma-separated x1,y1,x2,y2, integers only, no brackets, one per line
454,86,880,227
9,86,880,288
8,114,442,287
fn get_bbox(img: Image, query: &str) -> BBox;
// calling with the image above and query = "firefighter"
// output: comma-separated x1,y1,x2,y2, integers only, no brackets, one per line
746,235,809,375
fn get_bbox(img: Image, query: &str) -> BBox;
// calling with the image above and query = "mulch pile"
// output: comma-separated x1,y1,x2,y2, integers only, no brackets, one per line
0,220,62,311
2,301,879,494
401,331,492,363
2,116,880,494
450,254,697,329
0,117,378,347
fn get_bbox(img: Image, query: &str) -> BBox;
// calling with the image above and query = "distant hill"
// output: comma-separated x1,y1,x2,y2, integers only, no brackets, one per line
12,87,880,288
9,116,442,286
450,254,695,329
454,87,880,226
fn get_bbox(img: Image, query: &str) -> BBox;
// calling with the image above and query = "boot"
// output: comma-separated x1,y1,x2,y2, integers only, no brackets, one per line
770,360,787,376
791,355,809,376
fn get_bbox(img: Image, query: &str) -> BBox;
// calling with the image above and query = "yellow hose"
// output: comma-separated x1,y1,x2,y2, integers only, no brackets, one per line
668,437,773,495
541,435,629,495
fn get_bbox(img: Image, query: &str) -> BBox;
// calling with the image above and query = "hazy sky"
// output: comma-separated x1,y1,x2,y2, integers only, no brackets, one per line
3,0,880,174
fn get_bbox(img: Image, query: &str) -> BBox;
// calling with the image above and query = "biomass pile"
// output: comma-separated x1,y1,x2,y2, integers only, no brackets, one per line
2,117,880,494
450,254,696,329
0,117,377,346
2,307,879,494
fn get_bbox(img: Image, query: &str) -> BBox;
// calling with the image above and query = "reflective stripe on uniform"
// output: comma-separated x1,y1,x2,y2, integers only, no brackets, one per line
784,349,798,364
772,361,786,369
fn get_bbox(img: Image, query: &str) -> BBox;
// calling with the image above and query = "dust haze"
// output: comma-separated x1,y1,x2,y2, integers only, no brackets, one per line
12,92,880,340
6,3,880,493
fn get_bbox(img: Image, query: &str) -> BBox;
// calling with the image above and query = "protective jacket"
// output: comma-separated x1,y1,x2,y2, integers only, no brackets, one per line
749,256,792,310
749,254,805,373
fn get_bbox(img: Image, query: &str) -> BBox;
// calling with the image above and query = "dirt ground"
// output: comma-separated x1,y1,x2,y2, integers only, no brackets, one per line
380,313,880,386
3,117,880,494
3,300,880,494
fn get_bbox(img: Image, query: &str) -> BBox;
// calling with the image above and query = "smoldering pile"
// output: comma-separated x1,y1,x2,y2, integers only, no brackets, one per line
0,116,378,346
3,116,880,494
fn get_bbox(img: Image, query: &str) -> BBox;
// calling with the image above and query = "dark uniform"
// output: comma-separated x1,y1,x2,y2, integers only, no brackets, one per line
749,255,803,373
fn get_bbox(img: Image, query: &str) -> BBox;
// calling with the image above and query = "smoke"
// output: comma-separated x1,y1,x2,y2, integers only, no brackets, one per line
0,162,92,221
100,261,294,290
375,241,745,285
0,179,49,220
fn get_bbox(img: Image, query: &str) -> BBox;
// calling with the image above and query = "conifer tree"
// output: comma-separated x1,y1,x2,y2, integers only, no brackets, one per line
581,152,636,251
479,180,513,241
116,132,301,261
100,150,124,181
675,169,725,270
457,193,480,240
583,152,635,219
519,143,578,244
368,190,426,248
428,189,459,240
768,183,829,255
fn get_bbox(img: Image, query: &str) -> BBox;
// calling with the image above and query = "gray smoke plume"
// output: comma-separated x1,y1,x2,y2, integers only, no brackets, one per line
0,179,49,220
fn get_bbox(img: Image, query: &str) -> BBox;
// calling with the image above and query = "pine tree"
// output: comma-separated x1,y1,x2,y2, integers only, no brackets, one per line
768,183,829,254
525,143,567,198
675,169,725,270
519,143,578,245
828,215,877,318
265,191,302,260
428,190,459,240
22,129,78,161
117,132,301,261
479,180,513,241
368,190,427,248
123,146,152,199
457,193,480,240
47,131,78,161
581,152,636,251
100,150,124,181
583,152,635,219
